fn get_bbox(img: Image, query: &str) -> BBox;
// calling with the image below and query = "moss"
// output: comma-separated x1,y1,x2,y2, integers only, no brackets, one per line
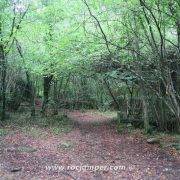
57,141,74,150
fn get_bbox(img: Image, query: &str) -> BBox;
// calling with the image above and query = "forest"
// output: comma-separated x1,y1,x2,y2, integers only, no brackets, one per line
0,0,180,179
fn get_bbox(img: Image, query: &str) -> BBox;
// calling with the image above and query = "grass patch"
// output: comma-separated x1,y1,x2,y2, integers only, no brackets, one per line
51,125,72,135
57,141,74,150
92,121,101,126
115,117,135,134
116,123,126,133
17,145,37,153
21,126,45,138
0,128,8,137
5,112,74,136
48,115,73,135
92,110,117,119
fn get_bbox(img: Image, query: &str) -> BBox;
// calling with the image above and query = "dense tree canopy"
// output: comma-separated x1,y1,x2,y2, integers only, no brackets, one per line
0,0,180,132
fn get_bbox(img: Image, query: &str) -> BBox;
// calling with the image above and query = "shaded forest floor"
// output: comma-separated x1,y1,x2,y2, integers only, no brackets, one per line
0,110,179,179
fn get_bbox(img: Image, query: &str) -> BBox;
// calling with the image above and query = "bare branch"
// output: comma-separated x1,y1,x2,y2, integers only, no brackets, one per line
82,0,111,54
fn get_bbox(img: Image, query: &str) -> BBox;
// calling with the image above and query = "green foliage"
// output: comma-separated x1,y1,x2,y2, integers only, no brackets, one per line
5,112,73,135
0,128,8,137
2,0,176,81
17,145,37,153
1,0,179,133
22,126,45,138
116,123,126,134
49,116,73,134
57,141,74,150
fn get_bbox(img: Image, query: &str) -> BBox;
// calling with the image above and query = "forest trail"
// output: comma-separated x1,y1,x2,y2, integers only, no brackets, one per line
0,110,179,179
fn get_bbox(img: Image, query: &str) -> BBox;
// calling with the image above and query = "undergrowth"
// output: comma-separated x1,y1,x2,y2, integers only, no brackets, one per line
0,128,8,137
4,112,74,136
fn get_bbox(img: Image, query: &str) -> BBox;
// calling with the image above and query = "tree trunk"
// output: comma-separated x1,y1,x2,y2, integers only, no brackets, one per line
177,19,180,52
103,78,120,110
15,38,35,117
26,73,35,117
41,75,53,115
53,80,58,115
0,39,6,122
141,89,150,133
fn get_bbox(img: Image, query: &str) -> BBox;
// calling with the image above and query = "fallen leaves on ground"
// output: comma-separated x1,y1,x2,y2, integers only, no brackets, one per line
0,110,179,179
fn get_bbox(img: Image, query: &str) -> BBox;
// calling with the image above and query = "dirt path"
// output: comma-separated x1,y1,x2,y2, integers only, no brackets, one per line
0,110,179,179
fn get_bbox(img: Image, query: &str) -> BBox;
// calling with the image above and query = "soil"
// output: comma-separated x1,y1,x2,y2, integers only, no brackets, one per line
0,110,179,179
